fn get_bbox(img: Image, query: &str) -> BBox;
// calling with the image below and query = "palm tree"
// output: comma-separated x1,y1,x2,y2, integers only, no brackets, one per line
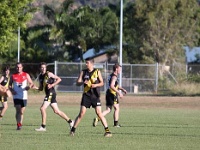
62,5,119,61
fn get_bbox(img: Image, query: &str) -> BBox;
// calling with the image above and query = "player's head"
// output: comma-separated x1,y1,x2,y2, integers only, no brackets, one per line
85,57,94,63
85,57,94,70
16,62,23,73
2,65,10,75
40,62,47,73
113,63,121,74
3,66,10,71
40,62,47,67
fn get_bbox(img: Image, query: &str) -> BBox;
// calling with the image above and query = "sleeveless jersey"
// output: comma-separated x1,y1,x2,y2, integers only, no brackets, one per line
107,73,119,95
82,68,100,97
0,75,10,88
12,72,29,100
39,71,56,95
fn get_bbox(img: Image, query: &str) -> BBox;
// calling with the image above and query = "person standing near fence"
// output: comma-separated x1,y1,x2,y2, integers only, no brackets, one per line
35,62,74,131
70,57,112,137
93,63,127,127
10,62,35,130
0,66,12,120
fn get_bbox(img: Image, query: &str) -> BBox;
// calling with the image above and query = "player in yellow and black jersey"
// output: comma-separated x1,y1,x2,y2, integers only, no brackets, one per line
70,57,112,137
93,63,127,127
35,62,74,131
0,66,11,120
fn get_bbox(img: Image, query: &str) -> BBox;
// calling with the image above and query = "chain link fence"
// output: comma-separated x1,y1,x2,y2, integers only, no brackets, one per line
49,61,159,94
2,61,196,94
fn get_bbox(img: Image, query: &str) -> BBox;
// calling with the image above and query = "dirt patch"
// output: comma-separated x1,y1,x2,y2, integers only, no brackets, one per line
22,93,200,109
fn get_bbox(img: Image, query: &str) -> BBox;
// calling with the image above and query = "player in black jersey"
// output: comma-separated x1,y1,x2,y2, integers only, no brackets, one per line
0,66,11,120
35,62,74,131
70,57,112,137
93,63,127,127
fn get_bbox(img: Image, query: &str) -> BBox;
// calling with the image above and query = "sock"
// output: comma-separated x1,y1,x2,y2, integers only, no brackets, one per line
17,123,22,127
71,127,76,132
41,124,46,128
97,117,100,121
0,115,3,118
114,121,118,126
105,127,110,132
67,119,72,123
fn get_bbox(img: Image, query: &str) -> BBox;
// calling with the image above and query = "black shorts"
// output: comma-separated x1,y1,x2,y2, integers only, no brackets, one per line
0,96,8,102
44,92,57,103
14,99,27,107
81,93,101,108
106,90,119,106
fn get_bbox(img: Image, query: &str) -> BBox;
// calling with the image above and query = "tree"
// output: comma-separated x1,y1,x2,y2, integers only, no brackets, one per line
63,5,119,61
42,1,119,62
42,0,75,61
133,0,200,66
20,25,52,63
0,0,34,58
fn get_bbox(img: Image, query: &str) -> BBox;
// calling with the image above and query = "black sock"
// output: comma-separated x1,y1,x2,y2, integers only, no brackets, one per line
71,127,76,132
41,124,46,128
67,119,72,123
114,121,118,126
105,127,110,132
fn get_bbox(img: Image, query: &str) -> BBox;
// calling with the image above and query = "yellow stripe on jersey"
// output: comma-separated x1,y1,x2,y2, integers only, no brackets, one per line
48,93,53,102
84,69,99,93
109,85,119,95
5,76,10,88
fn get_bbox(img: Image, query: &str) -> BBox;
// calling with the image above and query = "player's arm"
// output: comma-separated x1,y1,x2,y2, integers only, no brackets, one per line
76,71,84,86
35,74,43,91
91,70,104,88
25,73,35,90
9,75,16,94
48,72,61,89
37,82,43,91
110,76,119,93
0,76,4,84
118,86,127,94
110,76,123,98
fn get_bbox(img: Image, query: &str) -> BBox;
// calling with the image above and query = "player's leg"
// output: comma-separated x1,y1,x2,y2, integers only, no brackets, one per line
113,103,121,127
15,104,22,129
51,102,74,128
0,100,8,119
93,106,112,127
95,106,112,137
102,106,112,116
15,104,25,130
35,101,50,131
19,106,26,125
40,101,50,125
70,105,87,136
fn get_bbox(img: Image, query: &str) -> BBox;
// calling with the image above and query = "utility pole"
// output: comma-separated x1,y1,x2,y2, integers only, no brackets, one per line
18,27,20,62
119,0,123,87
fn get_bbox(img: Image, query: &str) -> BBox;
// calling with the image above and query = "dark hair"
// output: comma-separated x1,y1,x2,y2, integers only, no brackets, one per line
3,66,10,72
16,62,23,67
113,63,121,71
85,57,94,63
40,62,47,67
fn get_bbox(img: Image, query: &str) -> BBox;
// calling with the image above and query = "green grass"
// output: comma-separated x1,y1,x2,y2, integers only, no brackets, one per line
1,104,200,150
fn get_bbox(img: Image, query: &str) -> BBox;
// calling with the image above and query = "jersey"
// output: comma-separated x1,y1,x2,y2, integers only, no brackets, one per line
38,71,56,95
0,75,10,88
82,68,100,97
0,75,10,100
107,73,119,96
11,72,29,100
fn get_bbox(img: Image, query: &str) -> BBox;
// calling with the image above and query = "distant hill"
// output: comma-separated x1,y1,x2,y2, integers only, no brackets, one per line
28,0,134,26
36,0,121,8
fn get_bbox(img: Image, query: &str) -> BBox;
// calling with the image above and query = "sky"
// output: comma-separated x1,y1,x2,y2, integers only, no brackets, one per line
184,46,200,63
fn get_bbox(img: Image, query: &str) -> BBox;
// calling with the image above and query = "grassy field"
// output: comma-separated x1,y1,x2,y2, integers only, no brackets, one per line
1,93,200,150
